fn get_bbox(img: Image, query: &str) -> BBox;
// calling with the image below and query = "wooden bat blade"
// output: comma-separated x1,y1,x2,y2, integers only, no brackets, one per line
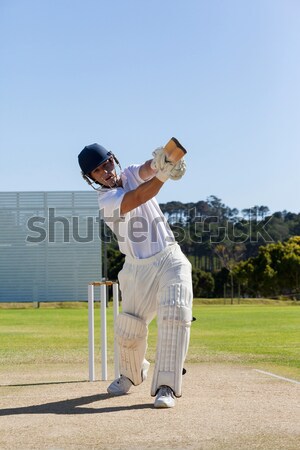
164,137,187,163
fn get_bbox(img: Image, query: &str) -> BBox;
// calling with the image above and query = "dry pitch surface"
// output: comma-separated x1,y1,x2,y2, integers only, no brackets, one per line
0,363,299,450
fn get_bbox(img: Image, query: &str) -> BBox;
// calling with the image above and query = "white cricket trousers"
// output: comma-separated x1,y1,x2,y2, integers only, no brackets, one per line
117,243,193,397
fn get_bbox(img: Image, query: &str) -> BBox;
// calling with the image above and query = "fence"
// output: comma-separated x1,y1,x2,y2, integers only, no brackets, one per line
0,191,102,303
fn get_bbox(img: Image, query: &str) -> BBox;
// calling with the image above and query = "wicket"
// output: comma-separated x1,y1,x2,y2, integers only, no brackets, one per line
88,281,120,382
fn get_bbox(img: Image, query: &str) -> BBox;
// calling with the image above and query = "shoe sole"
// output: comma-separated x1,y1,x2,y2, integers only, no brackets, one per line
154,400,175,408
107,387,131,396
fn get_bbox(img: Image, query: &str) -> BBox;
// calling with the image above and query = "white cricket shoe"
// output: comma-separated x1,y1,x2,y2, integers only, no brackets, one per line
154,386,176,408
107,375,133,395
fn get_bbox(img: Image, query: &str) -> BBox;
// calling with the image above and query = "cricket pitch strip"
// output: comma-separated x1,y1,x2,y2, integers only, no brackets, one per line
0,363,299,450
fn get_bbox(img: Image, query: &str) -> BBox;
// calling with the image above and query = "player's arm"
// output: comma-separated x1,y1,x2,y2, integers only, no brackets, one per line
120,176,164,215
120,157,168,214
121,142,187,214
138,159,156,181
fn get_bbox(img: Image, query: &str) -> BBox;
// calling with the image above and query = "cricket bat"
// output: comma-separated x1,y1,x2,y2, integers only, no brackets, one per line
164,137,187,163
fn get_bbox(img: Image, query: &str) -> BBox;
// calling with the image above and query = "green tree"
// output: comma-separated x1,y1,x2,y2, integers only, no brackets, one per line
214,243,245,303
107,244,125,281
234,236,300,297
192,268,214,298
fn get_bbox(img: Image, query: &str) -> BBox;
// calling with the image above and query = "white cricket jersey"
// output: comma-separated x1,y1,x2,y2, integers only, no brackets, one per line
97,164,175,259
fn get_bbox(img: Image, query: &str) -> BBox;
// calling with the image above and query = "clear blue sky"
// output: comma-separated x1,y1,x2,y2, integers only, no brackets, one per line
1,0,299,214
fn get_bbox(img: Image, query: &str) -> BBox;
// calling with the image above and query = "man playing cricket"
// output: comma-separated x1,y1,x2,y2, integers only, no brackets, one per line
78,139,193,408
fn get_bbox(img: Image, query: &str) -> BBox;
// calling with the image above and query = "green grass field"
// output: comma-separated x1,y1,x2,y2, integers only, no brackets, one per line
1,301,299,380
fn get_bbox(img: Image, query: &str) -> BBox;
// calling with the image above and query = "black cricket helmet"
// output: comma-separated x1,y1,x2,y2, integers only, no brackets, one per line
78,143,112,175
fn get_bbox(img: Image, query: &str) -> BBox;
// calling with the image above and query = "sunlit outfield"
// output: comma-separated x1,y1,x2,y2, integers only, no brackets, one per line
0,300,299,380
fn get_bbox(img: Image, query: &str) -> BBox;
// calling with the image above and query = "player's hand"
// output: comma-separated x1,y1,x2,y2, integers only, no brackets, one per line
150,147,168,171
155,161,175,182
169,158,186,181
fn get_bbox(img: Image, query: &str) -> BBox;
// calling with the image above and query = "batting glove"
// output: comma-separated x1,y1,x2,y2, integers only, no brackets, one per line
155,161,175,182
169,158,186,181
150,147,168,171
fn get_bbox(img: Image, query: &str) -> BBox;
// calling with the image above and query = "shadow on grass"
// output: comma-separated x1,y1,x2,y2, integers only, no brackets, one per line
0,392,154,415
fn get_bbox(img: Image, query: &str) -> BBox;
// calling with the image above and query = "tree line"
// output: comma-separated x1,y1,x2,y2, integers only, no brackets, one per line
105,196,300,299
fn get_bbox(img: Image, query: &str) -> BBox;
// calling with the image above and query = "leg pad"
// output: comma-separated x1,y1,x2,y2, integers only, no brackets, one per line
115,312,148,386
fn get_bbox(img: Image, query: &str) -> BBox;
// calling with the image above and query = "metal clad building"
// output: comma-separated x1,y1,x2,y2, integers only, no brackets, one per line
0,191,102,302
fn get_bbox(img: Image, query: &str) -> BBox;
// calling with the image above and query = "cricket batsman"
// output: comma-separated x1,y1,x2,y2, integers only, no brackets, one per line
78,139,193,408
